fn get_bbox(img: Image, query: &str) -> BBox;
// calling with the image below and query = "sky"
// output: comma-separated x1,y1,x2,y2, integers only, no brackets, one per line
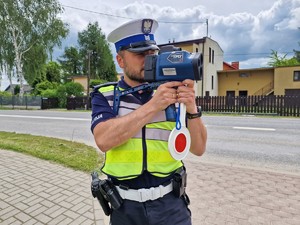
1,0,300,90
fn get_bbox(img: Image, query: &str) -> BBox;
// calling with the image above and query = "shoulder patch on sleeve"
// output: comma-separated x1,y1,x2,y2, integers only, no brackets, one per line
90,82,118,97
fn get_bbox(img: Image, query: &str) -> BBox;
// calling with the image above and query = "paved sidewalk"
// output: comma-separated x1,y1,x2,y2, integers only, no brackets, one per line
0,149,299,225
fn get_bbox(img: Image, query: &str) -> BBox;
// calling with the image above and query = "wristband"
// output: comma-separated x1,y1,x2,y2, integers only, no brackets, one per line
187,106,202,119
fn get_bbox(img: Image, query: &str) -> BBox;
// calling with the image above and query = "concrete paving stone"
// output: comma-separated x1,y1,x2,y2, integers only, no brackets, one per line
63,209,81,220
35,213,54,224
57,217,73,225
75,204,93,215
280,206,300,216
39,199,56,208
1,217,21,225
0,200,10,210
0,205,19,217
42,204,63,217
14,211,32,223
14,202,30,211
283,218,300,225
23,218,39,225
71,216,91,225
67,195,87,205
47,214,67,225
58,200,74,209
2,149,300,225
29,205,48,217
46,206,67,218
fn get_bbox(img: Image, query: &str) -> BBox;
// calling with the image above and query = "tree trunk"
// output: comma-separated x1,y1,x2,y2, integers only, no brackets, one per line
12,28,25,97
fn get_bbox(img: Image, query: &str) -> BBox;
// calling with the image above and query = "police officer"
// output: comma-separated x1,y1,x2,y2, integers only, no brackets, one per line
91,18,207,225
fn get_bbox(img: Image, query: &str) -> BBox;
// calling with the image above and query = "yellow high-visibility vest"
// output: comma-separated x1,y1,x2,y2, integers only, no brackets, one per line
97,84,183,180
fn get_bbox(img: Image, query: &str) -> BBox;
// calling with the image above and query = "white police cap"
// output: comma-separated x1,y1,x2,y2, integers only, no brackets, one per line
107,18,159,53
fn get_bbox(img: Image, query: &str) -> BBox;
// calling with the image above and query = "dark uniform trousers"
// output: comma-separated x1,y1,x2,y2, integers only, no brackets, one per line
110,192,192,225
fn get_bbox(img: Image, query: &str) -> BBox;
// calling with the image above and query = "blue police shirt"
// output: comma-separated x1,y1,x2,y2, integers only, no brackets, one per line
91,77,173,189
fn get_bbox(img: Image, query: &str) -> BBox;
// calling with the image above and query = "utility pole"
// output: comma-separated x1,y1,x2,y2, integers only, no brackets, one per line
86,51,91,110
206,19,208,37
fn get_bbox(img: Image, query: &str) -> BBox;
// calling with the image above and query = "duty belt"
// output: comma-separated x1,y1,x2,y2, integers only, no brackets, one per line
116,183,173,202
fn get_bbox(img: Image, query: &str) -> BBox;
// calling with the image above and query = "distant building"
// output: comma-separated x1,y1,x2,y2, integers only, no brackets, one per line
159,37,224,97
70,75,88,93
223,61,239,70
4,84,32,94
217,65,300,97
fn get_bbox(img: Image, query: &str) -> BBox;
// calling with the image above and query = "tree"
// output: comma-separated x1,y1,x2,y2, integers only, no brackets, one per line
268,50,300,67
33,80,58,96
0,0,69,97
294,28,300,62
22,44,48,85
78,22,117,81
58,46,82,80
45,61,61,83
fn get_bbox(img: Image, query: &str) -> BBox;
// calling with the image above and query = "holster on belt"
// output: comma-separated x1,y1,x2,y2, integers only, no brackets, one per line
172,167,190,205
91,172,123,216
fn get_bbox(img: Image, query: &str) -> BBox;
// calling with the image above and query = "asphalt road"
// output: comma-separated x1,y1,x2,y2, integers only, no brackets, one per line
0,110,299,174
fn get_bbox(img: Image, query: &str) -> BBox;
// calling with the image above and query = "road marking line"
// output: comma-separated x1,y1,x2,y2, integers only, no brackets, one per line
0,114,90,121
233,126,276,131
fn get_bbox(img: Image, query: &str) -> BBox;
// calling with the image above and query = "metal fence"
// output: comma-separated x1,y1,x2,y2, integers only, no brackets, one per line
196,95,300,117
1,95,299,117
66,97,91,110
0,96,42,109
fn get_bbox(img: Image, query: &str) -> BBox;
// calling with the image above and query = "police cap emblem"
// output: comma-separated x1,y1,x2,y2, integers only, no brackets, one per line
142,19,153,34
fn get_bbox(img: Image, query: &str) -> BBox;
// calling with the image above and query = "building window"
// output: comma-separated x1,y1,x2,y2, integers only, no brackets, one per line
294,71,300,81
211,75,214,90
208,47,215,64
196,47,198,52
239,73,249,77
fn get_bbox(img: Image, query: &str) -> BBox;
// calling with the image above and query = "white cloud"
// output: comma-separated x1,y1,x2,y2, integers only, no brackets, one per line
58,0,299,70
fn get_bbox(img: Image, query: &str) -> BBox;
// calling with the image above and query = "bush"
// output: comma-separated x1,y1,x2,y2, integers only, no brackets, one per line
55,82,84,108
0,91,12,97
41,89,57,98
90,79,108,87
65,82,84,97
34,81,58,95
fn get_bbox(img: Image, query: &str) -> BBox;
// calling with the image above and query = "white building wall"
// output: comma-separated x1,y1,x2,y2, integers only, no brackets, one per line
193,37,223,97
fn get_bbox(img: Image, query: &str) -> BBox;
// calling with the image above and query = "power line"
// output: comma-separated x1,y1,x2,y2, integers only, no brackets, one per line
224,52,294,56
61,5,207,24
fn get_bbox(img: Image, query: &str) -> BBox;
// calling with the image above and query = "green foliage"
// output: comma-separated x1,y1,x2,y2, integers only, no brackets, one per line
45,61,62,83
34,80,58,96
0,131,102,173
41,89,57,98
58,46,82,81
64,82,84,97
0,0,69,97
55,82,84,107
78,22,117,81
90,79,108,87
22,44,47,85
14,85,20,95
294,28,300,62
268,50,300,67
0,91,11,97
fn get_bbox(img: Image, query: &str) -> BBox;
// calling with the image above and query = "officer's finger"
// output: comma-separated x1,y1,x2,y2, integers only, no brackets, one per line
182,79,194,88
162,81,182,88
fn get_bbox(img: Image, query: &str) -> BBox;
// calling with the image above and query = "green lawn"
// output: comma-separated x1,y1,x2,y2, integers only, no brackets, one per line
0,131,103,173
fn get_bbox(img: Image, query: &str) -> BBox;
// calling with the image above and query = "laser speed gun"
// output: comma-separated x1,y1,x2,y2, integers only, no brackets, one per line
144,45,203,82
113,45,203,120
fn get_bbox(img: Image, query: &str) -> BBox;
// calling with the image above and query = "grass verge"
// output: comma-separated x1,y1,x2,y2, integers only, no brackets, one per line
0,131,103,173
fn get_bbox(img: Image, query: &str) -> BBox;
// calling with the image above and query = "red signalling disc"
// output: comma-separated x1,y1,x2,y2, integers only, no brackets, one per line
175,133,187,153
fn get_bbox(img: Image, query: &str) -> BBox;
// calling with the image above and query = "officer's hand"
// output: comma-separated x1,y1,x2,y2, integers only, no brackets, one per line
176,79,197,114
150,81,182,111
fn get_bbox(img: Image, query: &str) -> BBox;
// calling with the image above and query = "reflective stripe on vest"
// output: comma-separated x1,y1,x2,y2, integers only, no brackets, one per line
98,84,183,179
